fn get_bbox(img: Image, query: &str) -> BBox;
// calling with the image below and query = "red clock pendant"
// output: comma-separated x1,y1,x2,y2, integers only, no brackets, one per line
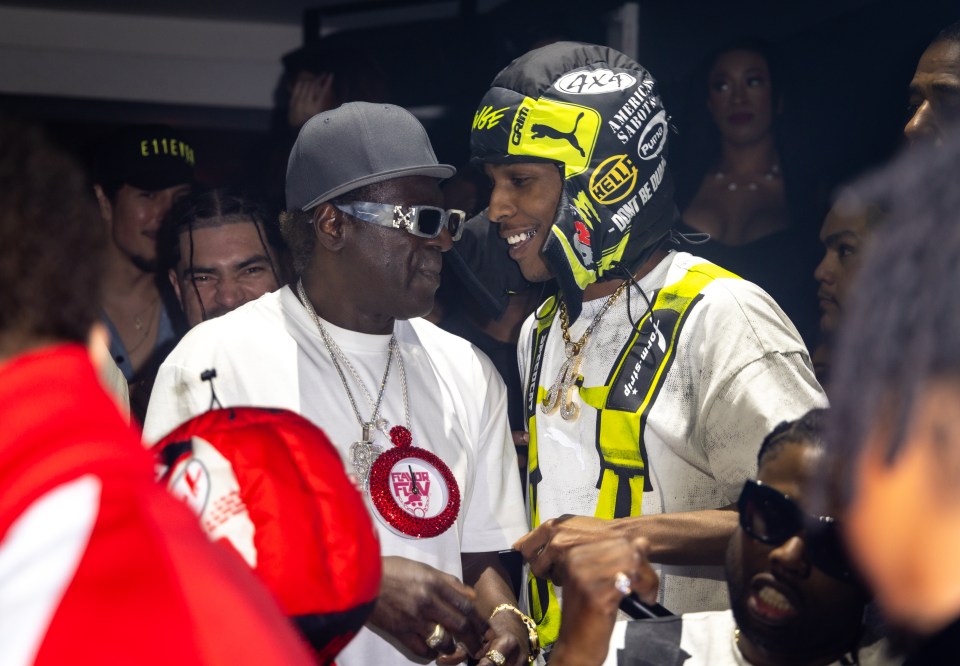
368,426,460,538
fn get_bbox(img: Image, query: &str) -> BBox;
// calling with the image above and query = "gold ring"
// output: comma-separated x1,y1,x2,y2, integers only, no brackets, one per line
614,570,632,596
426,624,448,650
485,648,506,665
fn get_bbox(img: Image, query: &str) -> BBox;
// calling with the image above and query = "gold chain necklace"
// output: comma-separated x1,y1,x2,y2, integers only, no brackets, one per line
132,299,159,331
125,298,161,354
541,279,630,421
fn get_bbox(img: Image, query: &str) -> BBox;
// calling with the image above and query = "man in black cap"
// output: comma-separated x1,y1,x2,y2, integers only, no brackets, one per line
145,102,533,666
0,117,317,666
469,42,826,647
93,125,193,393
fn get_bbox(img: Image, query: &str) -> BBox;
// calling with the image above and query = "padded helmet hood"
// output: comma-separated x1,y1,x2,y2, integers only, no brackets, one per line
471,41,677,319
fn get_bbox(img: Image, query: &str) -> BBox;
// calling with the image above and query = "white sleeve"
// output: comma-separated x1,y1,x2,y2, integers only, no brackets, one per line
0,476,100,666
460,354,528,553
692,279,827,503
142,360,210,445
702,351,827,503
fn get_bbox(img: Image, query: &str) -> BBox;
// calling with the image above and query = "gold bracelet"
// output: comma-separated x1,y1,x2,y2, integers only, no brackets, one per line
490,603,540,663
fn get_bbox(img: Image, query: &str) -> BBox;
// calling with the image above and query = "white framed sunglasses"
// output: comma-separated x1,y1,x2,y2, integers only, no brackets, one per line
332,200,466,241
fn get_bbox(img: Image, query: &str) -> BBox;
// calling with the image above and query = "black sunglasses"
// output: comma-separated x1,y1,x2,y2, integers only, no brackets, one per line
737,480,855,582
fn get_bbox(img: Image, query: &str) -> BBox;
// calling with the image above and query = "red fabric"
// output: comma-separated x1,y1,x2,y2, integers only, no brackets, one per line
0,345,314,665
157,408,381,662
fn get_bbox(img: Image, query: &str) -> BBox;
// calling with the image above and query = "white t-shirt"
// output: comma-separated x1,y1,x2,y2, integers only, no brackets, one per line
604,610,896,666
519,251,826,614
144,286,527,666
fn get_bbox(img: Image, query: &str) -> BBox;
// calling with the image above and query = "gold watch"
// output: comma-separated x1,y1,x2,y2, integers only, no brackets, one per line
490,603,540,663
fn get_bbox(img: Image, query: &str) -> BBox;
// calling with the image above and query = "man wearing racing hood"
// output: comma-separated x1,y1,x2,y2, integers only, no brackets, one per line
470,42,826,647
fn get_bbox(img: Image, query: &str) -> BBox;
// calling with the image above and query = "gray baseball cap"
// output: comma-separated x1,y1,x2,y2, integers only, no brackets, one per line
285,102,456,212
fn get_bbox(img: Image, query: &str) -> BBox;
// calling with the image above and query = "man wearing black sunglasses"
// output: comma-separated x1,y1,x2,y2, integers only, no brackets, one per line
543,409,894,666
144,103,531,666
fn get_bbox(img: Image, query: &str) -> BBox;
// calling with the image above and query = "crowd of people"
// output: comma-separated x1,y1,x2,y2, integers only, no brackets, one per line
3,17,960,666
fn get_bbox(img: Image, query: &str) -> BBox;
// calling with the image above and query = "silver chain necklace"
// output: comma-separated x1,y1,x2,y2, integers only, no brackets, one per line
296,279,410,490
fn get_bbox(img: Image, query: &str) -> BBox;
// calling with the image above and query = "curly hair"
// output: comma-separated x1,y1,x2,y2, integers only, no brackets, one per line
0,118,105,345
827,130,960,503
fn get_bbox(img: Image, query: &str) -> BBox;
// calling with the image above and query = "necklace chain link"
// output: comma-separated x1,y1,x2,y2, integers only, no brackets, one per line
297,280,412,491
542,279,631,420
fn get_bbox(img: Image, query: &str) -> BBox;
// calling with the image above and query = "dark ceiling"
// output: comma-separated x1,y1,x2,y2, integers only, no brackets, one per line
5,0,958,215
0,0,478,25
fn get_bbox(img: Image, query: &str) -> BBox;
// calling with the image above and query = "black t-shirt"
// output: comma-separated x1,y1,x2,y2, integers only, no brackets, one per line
674,223,821,350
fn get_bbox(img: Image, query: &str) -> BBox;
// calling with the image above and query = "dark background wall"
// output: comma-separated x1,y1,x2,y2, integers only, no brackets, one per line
3,0,957,222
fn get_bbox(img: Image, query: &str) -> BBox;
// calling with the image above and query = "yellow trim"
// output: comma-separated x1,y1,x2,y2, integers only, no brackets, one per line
523,262,740,644
552,228,596,289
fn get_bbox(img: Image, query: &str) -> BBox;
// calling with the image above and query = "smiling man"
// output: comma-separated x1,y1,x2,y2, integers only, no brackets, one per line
0,118,316,666
470,42,825,647
159,189,285,328
93,125,193,386
144,103,531,666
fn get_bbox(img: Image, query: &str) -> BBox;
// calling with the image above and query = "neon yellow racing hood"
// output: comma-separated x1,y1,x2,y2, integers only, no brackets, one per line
470,42,678,320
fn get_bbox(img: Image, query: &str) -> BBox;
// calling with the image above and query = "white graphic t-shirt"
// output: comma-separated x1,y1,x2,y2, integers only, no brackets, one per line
145,286,527,666
519,251,826,614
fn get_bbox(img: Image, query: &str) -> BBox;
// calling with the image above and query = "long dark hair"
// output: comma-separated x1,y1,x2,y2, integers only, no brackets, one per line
674,37,798,213
160,188,288,320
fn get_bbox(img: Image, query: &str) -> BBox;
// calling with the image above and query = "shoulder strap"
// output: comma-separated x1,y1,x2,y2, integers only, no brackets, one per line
582,262,737,519
525,263,737,647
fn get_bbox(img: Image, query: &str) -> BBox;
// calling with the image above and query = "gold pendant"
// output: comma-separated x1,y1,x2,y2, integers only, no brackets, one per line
541,342,583,421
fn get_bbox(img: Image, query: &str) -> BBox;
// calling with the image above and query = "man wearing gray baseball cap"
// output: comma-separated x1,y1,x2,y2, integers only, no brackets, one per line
144,103,532,666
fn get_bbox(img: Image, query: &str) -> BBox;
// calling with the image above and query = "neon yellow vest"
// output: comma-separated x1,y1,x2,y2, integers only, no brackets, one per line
524,262,738,646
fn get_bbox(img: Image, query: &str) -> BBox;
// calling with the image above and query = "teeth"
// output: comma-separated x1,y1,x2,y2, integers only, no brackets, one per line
507,230,537,246
757,586,794,612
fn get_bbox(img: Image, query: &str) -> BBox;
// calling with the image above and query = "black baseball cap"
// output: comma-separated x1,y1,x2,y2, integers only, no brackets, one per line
94,125,196,192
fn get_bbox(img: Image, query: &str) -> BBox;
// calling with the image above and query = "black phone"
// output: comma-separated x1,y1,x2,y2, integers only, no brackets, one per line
618,593,673,620
497,549,524,599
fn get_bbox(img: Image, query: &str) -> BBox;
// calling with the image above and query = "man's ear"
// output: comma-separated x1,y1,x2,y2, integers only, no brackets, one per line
93,184,113,224
313,202,347,252
168,268,182,302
